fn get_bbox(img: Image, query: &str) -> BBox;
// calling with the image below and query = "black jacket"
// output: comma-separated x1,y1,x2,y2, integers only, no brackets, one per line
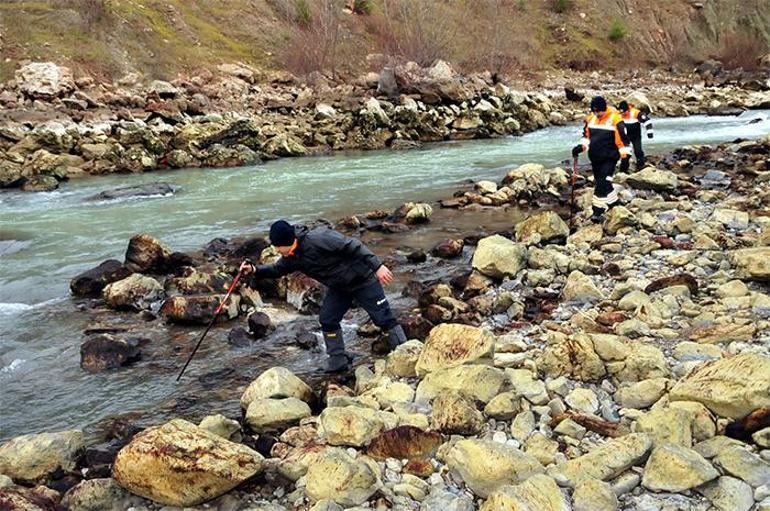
579,109,632,161
254,226,383,289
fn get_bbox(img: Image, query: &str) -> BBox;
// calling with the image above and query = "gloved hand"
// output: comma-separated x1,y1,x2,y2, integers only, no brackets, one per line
240,260,255,274
571,145,582,158
647,133,654,139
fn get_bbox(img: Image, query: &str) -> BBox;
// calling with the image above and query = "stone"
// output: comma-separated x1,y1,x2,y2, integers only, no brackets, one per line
672,342,724,362
642,443,719,492
484,392,522,420
70,260,132,297
573,479,618,511
245,397,312,433
305,449,378,506
415,364,508,404
472,235,528,279
616,378,668,409
103,274,164,311
386,340,423,377
319,406,387,447
507,369,549,405
538,335,606,381
688,322,757,344
732,248,770,281
16,62,74,98
626,167,679,192
247,311,273,338
366,426,443,461
618,290,651,311
523,433,560,466
198,414,242,442
0,486,61,510
754,427,770,448
61,478,134,511
669,354,770,418
431,239,464,258
112,419,263,506
562,271,605,303
480,474,569,511
716,280,749,298
565,388,599,414
160,293,240,324
405,203,434,224
711,208,749,229
515,211,569,244
80,334,143,372
124,233,171,273
421,489,474,511
546,433,653,487
668,401,716,442
613,343,670,383
446,439,544,498
0,430,84,482
263,133,306,157
240,367,313,409
415,323,494,376
696,476,754,511
645,273,699,296
604,206,638,235
431,391,484,435
713,445,770,487
636,407,693,447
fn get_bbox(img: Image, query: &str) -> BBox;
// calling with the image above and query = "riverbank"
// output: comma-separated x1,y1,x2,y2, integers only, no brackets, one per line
1,127,769,509
1,60,769,192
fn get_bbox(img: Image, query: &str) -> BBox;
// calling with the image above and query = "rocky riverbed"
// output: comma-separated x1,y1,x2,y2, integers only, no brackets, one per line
1,60,769,192
1,121,770,509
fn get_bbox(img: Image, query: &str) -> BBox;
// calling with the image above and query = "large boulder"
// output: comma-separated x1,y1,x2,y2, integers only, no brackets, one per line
471,235,527,280
70,260,132,297
731,248,770,281
446,439,544,498
415,323,494,376
642,443,719,492
669,354,770,418
263,133,306,157
386,340,423,378
318,407,389,447
546,433,653,487
80,334,143,372
159,294,240,324
415,364,508,404
124,234,171,273
15,62,75,99
626,167,679,192
0,430,84,482
515,211,569,244
562,271,605,303
431,391,484,435
304,449,378,506
245,397,311,433
366,426,443,462
480,474,570,511
240,367,313,409
112,419,263,506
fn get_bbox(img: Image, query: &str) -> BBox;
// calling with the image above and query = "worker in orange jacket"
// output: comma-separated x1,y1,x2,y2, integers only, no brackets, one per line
618,100,653,172
572,96,632,222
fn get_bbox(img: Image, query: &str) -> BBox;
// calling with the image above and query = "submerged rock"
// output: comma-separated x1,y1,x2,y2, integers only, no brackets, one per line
160,293,240,324
70,259,132,297
90,183,176,201
80,334,144,372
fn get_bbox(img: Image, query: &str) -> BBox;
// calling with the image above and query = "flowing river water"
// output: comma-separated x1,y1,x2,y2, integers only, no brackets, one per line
1,111,768,441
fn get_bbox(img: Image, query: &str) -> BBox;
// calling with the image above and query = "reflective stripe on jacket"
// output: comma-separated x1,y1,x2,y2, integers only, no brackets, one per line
580,109,631,160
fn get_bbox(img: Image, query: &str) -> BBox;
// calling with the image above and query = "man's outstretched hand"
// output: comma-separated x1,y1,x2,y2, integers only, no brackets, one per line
376,265,394,286
240,261,255,274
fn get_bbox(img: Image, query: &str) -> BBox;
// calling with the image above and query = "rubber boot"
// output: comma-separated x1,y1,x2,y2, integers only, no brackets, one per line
591,205,606,224
323,329,351,373
387,324,407,351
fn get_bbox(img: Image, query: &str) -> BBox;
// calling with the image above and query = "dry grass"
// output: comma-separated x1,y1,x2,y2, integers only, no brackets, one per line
718,32,768,70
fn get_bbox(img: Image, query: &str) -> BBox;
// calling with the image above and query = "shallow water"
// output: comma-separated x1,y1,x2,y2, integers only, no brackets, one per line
1,110,768,440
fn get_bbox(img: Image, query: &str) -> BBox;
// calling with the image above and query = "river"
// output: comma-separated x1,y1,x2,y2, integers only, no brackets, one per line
1,110,768,441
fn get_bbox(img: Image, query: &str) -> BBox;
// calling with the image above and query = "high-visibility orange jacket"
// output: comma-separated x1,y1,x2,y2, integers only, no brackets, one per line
579,108,632,161
621,106,653,139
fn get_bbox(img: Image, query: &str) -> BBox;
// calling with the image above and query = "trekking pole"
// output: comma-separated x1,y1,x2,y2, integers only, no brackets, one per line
569,156,578,231
176,268,245,381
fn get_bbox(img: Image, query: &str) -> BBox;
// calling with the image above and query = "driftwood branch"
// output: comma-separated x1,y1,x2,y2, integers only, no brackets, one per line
550,411,627,438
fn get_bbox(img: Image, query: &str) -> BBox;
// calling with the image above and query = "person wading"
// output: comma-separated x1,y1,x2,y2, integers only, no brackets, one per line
572,96,632,223
618,100,654,172
241,220,407,373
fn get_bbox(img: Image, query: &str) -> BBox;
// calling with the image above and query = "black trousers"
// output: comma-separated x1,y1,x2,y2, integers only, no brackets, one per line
620,133,645,172
590,156,619,214
319,279,398,333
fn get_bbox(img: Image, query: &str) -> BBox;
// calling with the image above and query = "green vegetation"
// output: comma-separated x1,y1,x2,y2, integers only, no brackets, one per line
352,0,374,15
552,0,573,14
608,19,628,41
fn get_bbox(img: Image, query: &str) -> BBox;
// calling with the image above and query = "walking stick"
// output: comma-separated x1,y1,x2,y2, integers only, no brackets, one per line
176,268,245,381
569,156,578,231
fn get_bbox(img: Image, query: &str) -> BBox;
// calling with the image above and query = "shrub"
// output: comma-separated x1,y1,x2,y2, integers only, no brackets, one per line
552,0,573,14
608,19,627,42
294,0,312,26
351,0,374,15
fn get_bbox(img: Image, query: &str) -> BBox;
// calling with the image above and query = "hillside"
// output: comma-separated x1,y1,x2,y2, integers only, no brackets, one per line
1,0,768,83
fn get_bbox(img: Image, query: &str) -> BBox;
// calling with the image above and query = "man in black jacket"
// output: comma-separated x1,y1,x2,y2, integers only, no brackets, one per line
241,220,407,373
617,100,654,172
